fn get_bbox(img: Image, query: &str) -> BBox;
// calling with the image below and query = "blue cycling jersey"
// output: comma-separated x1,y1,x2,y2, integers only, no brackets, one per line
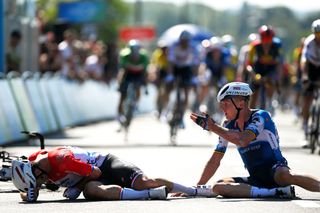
215,109,287,176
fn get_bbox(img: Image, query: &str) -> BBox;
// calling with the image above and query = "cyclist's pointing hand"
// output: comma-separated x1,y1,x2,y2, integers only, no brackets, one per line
190,112,215,131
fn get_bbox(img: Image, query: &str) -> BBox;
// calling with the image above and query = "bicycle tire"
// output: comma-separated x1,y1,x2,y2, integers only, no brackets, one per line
123,83,137,132
260,83,266,110
309,101,319,154
313,100,320,154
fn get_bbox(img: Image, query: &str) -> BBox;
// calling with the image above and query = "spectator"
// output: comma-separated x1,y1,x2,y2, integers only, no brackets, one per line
6,30,22,73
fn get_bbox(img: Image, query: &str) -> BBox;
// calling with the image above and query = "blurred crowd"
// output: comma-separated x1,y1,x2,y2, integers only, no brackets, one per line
5,19,320,137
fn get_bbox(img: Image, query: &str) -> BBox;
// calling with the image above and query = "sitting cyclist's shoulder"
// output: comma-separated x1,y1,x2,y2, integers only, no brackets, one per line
254,109,272,119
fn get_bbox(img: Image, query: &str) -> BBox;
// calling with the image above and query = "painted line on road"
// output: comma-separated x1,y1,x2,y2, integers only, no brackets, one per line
293,200,320,208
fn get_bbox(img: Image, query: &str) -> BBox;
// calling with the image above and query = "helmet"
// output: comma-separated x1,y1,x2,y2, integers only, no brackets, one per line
259,25,275,43
222,34,234,43
222,34,234,48
209,36,223,49
217,82,253,102
11,160,36,192
128,39,141,53
311,19,320,33
179,30,192,41
157,39,168,48
247,33,258,43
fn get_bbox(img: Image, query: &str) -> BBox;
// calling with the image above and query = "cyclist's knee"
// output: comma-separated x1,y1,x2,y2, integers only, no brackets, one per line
274,168,293,185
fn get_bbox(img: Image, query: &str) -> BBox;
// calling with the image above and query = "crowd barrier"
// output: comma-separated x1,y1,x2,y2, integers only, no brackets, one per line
0,71,157,145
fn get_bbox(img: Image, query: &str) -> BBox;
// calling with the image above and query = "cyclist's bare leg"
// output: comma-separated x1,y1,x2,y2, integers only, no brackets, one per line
118,93,127,115
161,83,173,115
132,174,173,191
198,84,209,107
83,181,122,200
135,86,141,103
274,166,320,192
302,94,313,126
265,80,275,108
183,87,190,113
213,182,252,198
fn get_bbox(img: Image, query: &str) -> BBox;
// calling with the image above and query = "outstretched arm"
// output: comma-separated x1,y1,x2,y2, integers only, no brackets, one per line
190,112,255,147
197,152,224,185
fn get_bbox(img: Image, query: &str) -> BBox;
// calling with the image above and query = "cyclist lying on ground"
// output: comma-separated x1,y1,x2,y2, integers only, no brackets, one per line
190,82,320,198
11,146,213,202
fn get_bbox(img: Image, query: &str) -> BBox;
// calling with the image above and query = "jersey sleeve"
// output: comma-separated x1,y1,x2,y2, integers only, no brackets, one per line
245,111,266,137
214,120,229,154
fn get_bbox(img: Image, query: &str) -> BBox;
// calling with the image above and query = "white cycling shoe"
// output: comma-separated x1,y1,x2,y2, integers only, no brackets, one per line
195,185,217,197
149,186,168,200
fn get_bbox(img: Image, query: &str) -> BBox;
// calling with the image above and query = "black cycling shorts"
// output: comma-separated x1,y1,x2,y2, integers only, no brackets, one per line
173,65,193,87
97,154,143,188
232,161,290,189
119,72,144,95
303,62,320,96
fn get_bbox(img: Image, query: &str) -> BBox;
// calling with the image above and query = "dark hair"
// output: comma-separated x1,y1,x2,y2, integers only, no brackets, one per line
11,30,21,39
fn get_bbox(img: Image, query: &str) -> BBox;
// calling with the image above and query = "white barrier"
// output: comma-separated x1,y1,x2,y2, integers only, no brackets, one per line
0,72,157,145
0,77,25,144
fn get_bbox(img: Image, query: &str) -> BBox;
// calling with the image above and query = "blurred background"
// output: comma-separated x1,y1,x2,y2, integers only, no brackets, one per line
0,0,319,146
1,0,319,74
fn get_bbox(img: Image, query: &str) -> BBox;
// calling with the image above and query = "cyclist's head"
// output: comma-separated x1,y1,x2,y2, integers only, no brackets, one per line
311,19,320,34
209,36,223,50
11,160,37,192
179,30,192,42
259,25,275,43
157,39,168,51
128,39,141,55
217,82,253,103
247,33,258,43
222,34,234,48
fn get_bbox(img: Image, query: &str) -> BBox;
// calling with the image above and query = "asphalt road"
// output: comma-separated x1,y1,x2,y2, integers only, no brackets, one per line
1,110,320,213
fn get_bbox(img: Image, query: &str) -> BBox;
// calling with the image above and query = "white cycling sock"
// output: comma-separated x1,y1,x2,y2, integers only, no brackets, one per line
250,186,277,197
120,188,149,200
172,183,197,196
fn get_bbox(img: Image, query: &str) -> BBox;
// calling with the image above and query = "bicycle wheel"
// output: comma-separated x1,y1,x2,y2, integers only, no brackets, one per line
314,100,320,154
169,80,184,145
309,101,318,154
260,83,266,110
123,83,137,131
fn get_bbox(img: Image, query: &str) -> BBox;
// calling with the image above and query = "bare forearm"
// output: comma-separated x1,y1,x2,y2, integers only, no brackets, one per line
75,166,101,190
209,123,244,146
197,160,220,185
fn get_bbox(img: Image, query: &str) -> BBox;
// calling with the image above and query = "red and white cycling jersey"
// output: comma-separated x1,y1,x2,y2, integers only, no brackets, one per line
28,146,107,187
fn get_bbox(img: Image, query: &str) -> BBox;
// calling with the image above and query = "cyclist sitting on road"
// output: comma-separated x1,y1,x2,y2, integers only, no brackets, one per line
190,82,320,198
300,19,320,142
168,30,200,127
11,146,213,202
246,25,283,112
117,40,149,124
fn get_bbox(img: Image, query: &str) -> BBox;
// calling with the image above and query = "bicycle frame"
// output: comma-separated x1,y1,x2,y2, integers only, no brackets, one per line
0,131,45,181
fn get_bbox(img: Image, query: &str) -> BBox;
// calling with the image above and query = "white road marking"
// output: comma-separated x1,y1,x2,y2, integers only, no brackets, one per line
293,200,320,208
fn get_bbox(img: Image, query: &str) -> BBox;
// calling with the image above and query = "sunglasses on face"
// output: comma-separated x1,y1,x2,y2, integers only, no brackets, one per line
31,164,48,179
